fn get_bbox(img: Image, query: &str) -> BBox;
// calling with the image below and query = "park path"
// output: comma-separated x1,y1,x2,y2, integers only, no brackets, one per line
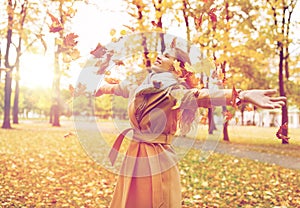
91,120,300,170
190,139,300,170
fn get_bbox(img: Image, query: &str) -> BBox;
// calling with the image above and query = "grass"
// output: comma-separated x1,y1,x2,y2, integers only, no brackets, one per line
0,120,299,207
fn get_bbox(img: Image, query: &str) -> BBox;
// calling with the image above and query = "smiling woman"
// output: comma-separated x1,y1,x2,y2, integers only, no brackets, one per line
20,54,54,89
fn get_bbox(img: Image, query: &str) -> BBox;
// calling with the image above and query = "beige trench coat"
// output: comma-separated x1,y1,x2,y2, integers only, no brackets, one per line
105,72,233,208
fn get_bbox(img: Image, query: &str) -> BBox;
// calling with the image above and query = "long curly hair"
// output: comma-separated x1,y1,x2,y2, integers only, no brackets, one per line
171,47,200,135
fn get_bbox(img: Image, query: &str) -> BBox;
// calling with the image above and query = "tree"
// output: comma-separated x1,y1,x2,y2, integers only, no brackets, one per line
266,0,298,144
1,0,48,127
47,0,81,126
2,0,19,129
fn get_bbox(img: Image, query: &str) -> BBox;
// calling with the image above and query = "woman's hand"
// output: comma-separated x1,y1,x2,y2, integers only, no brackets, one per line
239,89,286,109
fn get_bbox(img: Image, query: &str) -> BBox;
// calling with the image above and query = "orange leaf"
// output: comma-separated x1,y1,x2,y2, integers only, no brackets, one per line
105,77,120,84
200,116,207,125
245,105,253,112
113,59,125,66
63,33,79,47
69,84,75,96
195,13,204,29
231,85,239,109
170,38,177,49
223,110,233,122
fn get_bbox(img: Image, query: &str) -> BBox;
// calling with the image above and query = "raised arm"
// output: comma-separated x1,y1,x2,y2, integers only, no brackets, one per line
180,88,286,109
94,80,138,98
94,83,119,97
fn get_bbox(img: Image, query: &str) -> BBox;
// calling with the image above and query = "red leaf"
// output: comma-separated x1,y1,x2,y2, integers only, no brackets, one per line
276,122,290,142
90,43,107,58
151,21,158,27
47,12,63,33
208,8,217,23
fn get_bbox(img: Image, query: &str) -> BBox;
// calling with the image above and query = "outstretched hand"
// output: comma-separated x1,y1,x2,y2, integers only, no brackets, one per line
240,89,286,109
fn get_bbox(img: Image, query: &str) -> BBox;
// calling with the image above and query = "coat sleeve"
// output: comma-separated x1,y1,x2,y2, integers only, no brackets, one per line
179,88,238,109
96,80,137,98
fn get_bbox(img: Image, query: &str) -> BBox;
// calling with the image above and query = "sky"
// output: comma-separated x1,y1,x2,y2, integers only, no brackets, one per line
18,0,300,89
20,0,133,89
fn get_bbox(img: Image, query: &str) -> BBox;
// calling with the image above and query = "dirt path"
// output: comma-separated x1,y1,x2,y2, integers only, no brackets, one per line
191,139,300,170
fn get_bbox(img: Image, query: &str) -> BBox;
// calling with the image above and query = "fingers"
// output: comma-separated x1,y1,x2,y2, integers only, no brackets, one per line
270,96,287,102
263,89,277,96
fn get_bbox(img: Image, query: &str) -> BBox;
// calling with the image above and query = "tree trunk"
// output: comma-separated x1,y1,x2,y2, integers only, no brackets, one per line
208,108,217,134
51,104,60,127
13,60,21,124
182,0,191,52
222,106,229,141
52,49,61,127
2,0,13,129
2,70,12,129
241,109,244,126
13,78,19,124
278,42,288,144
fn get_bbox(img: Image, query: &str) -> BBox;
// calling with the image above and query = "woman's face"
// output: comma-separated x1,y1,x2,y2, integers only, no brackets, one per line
152,50,177,73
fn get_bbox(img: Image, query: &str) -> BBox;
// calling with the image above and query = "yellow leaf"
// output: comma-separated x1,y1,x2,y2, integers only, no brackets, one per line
120,30,127,36
173,60,182,76
110,29,116,36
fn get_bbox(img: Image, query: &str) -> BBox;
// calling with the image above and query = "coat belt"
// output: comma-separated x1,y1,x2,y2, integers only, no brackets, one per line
108,128,173,166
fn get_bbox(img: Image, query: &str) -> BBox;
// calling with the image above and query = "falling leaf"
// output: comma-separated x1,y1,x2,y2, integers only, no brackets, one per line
223,110,233,122
69,84,75,96
63,33,79,47
113,59,125,66
120,30,127,36
69,49,81,60
47,12,63,33
62,54,72,63
104,77,120,84
194,13,204,30
170,38,177,49
276,122,290,142
208,8,217,23
230,85,239,109
184,63,196,74
245,105,253,112
90,43,107,58
110,29,116,36
171,89,185,110
173,60,182,77
151,20,158,27
200,116,207,125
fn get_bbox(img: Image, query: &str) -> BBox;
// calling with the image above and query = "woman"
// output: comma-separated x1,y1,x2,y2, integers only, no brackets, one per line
94,47,286,208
